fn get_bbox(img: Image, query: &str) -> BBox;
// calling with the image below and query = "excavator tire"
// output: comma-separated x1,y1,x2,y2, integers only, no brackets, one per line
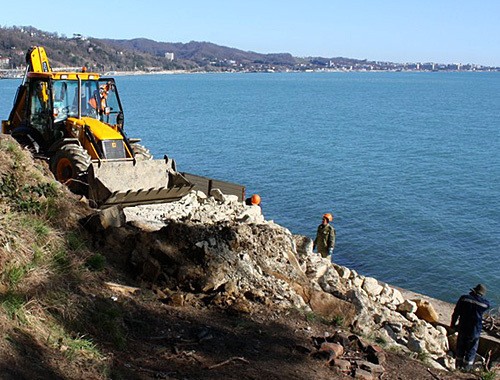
130,142,153,161
50,143,91,194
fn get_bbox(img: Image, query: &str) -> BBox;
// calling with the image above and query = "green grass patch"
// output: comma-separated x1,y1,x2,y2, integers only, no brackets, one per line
85,253,106,272
0,140,25,162
3,262,29,288
305,311,344,326
65,334,102,360
46,321,104,361
0,171,59,215
66,231,87,252
20,216,51,239
331,314,344,327
478,369,497,380
1,293,26,322
32,244,45,265
52,248,71,273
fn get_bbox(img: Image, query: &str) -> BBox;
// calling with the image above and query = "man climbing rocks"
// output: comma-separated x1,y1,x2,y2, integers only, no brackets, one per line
451,283,490,371
313,213,336,261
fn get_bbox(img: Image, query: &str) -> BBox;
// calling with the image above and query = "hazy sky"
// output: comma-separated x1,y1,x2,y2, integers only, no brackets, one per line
1,0,499,66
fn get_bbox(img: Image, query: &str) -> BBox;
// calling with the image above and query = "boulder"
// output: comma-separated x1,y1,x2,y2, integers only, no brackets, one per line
293,235,314,257
346,289,372,313
209,188,225,202
356,360,385,375
81,205,126,232
407,335,425,353
397,299,418,314
334,265,351,279
362,277,383,298
354,368,374,380
413,299,439,323
330,358,351,372
320,342,344,359
366,344,387,365
309,290,356,324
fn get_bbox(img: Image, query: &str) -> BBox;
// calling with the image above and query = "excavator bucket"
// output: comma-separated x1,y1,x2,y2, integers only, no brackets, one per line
87,158,193,208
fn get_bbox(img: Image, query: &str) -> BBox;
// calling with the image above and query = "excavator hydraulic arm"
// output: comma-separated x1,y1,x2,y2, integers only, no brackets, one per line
26,46,51,73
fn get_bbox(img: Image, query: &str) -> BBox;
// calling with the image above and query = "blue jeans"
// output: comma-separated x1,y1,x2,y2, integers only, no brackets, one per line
456,333,479,370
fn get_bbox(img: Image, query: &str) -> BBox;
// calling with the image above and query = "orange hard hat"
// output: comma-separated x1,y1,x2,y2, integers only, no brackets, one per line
251,194,261,205
323,213,333,222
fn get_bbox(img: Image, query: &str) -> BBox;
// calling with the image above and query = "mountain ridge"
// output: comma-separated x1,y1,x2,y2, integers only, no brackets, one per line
0,25,368,72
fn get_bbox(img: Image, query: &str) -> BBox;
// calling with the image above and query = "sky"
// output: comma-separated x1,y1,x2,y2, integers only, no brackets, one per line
1,0,500,66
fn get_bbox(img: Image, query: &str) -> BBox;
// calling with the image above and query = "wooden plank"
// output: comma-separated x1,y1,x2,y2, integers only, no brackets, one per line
182,172,245,202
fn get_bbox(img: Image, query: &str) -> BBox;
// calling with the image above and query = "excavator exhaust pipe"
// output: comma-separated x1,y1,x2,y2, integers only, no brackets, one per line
87,158,193,208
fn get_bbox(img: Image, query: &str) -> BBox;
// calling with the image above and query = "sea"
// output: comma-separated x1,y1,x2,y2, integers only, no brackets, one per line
1,71,499,309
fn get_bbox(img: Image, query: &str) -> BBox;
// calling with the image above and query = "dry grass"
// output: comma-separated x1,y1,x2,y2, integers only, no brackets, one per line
0,136,109,378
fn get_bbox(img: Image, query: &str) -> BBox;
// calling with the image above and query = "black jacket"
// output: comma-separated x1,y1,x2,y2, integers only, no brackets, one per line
451,292,490,337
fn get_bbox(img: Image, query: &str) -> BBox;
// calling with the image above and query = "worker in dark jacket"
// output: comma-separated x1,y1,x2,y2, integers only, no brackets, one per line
451,284,490,371
313,213,336,260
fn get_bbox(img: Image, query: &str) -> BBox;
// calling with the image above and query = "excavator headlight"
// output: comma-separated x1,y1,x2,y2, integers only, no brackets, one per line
88,75,96,80
60,74,68,79
71,125,80,138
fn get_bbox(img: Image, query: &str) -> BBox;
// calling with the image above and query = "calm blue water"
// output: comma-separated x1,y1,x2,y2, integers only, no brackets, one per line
1,72,499,308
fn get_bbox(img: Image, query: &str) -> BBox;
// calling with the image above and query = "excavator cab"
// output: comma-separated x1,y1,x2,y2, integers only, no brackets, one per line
2,46,193,208
51,78,123,134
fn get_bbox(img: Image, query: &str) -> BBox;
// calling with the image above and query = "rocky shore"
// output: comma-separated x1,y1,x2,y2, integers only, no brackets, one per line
120,189,472,375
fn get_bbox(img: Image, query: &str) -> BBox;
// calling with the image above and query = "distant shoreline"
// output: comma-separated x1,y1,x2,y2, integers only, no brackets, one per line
104,68,499,77
2,68,498,80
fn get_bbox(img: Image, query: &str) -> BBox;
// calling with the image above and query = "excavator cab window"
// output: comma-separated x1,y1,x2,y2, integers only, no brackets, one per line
98,79,123,126
28,79,52,142
82,80,100,119
53,80,78,121
52,79,101,121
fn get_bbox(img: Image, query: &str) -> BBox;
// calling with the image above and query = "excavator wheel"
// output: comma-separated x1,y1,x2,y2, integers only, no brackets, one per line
130,142,153,161
50,144,92,194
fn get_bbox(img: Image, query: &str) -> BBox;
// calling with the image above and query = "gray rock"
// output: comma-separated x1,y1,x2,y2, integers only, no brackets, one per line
209,188,225,202
362,277,383,298
397,299,418,313
335,265,351,279
407,335,425,353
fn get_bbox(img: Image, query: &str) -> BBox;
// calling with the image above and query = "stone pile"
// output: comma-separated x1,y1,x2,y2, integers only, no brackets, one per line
124,190,265,228
292,235,452,370
122,188,454,371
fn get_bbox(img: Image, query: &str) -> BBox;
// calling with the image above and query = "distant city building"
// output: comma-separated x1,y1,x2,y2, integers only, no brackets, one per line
0,57,10,68
165,52,174,61
72,33,87,41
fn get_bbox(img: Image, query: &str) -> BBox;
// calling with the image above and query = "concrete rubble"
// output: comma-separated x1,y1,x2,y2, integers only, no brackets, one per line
122,190,456,373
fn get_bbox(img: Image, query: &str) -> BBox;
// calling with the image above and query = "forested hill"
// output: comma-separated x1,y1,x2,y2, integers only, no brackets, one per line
102,38,297,66
0,25,369,73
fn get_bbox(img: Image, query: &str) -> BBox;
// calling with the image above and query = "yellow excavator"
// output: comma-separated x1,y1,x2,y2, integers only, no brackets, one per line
1,46,195,207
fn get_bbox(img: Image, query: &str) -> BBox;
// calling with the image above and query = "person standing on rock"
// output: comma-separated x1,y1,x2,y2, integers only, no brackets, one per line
313,213,336,261
451,284,490,372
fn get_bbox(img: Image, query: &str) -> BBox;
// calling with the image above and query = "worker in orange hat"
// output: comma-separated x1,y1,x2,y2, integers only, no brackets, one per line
245,194,261,207
313,213,336,260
